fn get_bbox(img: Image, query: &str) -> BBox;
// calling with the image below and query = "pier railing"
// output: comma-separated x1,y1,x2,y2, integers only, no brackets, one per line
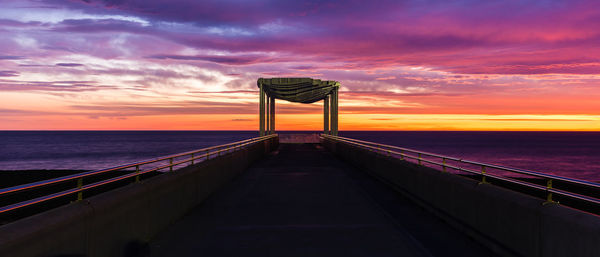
321,134,600,209
0,134,278,214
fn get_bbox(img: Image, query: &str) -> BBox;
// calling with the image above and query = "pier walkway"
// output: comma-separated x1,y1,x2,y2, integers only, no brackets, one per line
149,143,495,257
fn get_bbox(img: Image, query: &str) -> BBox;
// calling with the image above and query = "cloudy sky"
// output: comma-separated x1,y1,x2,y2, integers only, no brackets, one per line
1,0,599,130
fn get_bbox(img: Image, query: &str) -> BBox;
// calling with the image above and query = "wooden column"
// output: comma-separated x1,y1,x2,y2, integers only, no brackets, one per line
324,95,329,135
259,84,265,136
330,90,335,136
270,97,275,134
266,95,270,135
332,87,338,136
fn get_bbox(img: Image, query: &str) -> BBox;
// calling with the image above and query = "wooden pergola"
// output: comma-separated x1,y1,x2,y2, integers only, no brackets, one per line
257,77,340,136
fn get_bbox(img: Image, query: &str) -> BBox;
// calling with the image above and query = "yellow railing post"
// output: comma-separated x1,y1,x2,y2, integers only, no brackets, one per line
135,165,140,183
418,153,422,165
191,153,194,165
544,179,557,205
442,158,447,173
400,151,404,160
480,166,488,184
76,178,83,201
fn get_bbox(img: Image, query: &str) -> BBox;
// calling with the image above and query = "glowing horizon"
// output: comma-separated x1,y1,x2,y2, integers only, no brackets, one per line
1,0,599,131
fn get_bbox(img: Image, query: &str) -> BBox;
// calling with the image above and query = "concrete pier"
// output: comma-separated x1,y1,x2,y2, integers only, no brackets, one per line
2,137,600,257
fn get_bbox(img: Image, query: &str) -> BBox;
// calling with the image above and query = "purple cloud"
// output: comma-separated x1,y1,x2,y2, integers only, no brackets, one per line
0,19,44,28
0,71,19,77
0,80,116,92
53,18,149,33
0,55,24,60
18,0,593,76
56,63,84,67
147,54,266,65
48,0,374,27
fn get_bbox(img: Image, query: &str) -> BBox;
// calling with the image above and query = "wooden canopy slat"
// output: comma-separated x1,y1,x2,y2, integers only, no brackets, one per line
257,77,340,103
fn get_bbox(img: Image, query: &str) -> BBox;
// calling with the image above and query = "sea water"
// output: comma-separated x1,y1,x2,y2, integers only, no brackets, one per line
0,131,598,181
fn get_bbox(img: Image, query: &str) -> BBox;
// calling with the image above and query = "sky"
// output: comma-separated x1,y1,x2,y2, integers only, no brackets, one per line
1,0,599,131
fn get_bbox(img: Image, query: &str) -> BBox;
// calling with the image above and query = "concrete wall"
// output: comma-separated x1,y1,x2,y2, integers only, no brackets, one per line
323,139,600,257
0,137,278,257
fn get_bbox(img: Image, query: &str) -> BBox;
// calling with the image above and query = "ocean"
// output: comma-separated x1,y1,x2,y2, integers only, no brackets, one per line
0,131,599,181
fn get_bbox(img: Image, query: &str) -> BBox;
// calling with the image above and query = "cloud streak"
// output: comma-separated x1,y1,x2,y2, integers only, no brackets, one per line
0,71,19,77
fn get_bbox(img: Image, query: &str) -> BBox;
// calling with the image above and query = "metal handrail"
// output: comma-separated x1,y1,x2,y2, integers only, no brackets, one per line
0,134,278,214
321,134,600,207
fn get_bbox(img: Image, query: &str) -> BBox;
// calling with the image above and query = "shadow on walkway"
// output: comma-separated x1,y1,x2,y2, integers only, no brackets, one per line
149,143,496,257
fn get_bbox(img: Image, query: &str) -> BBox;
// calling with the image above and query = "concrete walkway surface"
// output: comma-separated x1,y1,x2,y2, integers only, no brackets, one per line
149,143,496,257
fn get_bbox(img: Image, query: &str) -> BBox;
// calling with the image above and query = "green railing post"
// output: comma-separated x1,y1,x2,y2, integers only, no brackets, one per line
76,178,83,201
135,165,140,183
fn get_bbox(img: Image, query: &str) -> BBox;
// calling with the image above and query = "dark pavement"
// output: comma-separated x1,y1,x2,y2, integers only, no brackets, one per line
149,143,496,257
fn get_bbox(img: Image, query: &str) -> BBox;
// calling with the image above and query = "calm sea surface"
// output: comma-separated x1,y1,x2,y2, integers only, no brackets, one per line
0,131,599,181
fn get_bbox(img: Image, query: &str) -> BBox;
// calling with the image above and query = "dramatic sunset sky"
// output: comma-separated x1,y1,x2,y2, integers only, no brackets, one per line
1,0,599,130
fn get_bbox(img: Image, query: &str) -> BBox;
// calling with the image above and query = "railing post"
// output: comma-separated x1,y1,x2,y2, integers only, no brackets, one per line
442,158,447,173
191,153,194,165
206,149,209,160
544,179,557,205
76,178,83,201
169,158,173,172
400,151,404,160
418,153,422,165
135,165,140,183
480,165,488,184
